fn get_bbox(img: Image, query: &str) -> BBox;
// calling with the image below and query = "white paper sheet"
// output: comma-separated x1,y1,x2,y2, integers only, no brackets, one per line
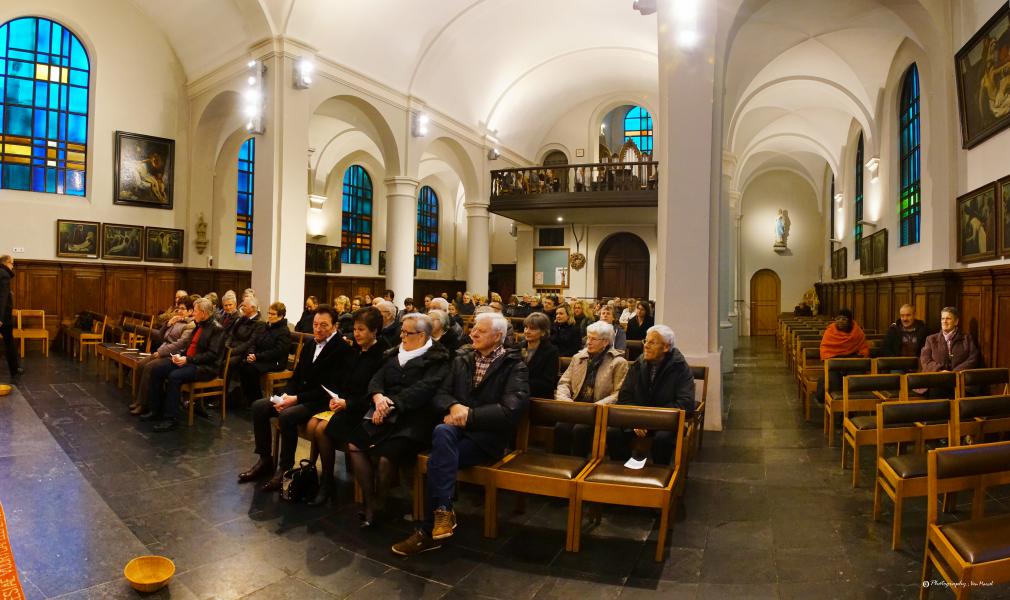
623,457,647,470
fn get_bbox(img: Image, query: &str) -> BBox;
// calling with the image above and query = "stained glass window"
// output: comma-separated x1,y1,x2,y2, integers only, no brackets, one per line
0,17,89,195
341,165,372,265
624,106,653,153
899,64,920,247
416,186,438,271
235,138,254,254
854,132,864,259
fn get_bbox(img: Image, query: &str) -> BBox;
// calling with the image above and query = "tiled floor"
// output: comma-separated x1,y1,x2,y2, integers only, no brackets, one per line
1,337,1007,599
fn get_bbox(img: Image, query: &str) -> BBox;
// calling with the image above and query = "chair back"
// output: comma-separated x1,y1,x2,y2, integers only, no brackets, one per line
601,405,685,469
873,356,919,374
220,347,233,382
528,398,597,427
960,368,1010,397
907,371,958,399
16,309,45,330
559,356,573,376
928,441,1010,522
954,395,1010,443
876,399,952,457
881,398,950,427
825,358,872,374
844,373,903,395
625,340,643,360
690,365,709,408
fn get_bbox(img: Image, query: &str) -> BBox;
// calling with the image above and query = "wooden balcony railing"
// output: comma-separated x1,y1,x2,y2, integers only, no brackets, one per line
490,161,658,201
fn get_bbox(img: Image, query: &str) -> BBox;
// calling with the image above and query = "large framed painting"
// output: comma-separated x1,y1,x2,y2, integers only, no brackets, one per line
101,223,143,261
858,237,874,276
56,219,99,259
145,227,185,263
955,5,1010,148
957,183,998,263
871,229,888,275
831,247,847,280
999,175,1010,257
306,243,341,274
114,131,175,209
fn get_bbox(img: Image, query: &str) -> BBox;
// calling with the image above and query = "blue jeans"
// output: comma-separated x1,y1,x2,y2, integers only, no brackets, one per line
148,361,198,421
423,424,493,533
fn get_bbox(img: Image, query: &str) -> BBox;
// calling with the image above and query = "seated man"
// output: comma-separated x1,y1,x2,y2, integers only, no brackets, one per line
235,302,292,404
392,312,529,556
218,291,240,332
131,297,195,416
240,305,351,490
142,298,225,432
607,325,694,466
156,289,189,328
920,306,981,397
816,308,869,403
881,304,927,358
294,296,317,334
226,297,265,370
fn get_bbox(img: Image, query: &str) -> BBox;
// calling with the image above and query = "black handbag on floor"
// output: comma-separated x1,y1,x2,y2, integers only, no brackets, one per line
280,459,318,502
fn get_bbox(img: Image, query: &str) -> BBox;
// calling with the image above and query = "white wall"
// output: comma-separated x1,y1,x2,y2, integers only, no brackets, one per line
0,0,189,263
741,170,824,334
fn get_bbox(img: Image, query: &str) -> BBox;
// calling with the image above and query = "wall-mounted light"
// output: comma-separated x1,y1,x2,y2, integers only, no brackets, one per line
411,112,430,137
309,194,326,212
487,147,500,160
633,0,657,15
672,0,700,49
293,57,314,89
864,157,880,179
244,60,265,134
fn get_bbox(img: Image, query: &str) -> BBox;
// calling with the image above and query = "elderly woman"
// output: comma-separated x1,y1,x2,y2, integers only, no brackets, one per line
608,325,695,466
429,309,461,354
553,321,629,456
920,306,981,397
235,302,292,406
306,307,390,506
597,305,627,352
130,297,195,415
344,313,450,525
521,312,560,397
334,295,354,335
625,301,655,341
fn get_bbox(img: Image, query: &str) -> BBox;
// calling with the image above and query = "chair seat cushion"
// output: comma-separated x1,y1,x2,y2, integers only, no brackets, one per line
584,461,673,488
498,453,587,479
940,513,1010,564
885,454,927,478
847,415,877,430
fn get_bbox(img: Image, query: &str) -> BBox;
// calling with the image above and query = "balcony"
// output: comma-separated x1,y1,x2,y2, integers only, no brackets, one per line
489,161,658,226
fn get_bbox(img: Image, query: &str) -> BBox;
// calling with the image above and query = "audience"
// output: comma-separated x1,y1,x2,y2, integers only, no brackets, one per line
920,306,981,397
399,297,416,322
551,304,581,357
131,297,195,416
447,302,464,329
520,312,559,397
881,303,927,358
619,298,636,325
542,296,557,322
597,305,627,352
392,312,528,556
816,308,869,403
294,296,318,333
571,300,593,339
225,297,264,372
625,301,655,341
157,289,189,327
351,296,363,311
235,302,292,406
429,309,462,354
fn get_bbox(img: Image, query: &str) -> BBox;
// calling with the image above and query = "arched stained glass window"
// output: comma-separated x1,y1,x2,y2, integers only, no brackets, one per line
235,138,254,254
341,165,372,265
854,132,864,259
0,17,90,195
624,106,653,153
416,186,438,271
898,64,920,247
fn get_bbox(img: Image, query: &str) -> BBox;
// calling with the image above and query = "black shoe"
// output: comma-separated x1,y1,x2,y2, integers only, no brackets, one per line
238,457,272,483
307,485,331,507
138,411,158,422
153,419,177,433
261,473,284,492
12,367,24,377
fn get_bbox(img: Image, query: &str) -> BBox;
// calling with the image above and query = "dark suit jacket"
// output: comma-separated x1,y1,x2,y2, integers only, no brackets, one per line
227,314,266,359
285,333,353,414
366,342,451,445
618,348,695,416
0,264,12,323
248,318,292,373
185,318,227,381
625,316,654,341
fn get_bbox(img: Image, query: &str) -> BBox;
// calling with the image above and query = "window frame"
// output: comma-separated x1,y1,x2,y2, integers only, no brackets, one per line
898,64,921,247
341,164,373,265
854,132,864,259
235,137,254,255
415,185,439,271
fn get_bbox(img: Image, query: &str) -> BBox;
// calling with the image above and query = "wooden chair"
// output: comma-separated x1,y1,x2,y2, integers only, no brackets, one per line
840,374,906,487
959,368,1010,399
14,309,48,358
625,340,643,361
921,441,1010,600
872,399,952,550
873,356,920,375
908,371,959,400
71,313,107,362
954,395,1010,445
687,365,708,458
486,399,601,547
823,358,872,445
261,334,307,397
181,348,232,426
798,347,823,422
572,405,685,562
559,355,573,377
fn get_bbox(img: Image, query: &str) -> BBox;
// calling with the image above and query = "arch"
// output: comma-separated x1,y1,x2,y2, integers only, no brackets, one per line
588,95,659,161
536,144,571,165
596,232,649,299
413,135,480,204
311,94,400,175
749,269,781,336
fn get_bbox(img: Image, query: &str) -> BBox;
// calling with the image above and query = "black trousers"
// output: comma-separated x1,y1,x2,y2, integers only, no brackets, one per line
251,398,315,471
237,361,279,404
606,426,676,466
0,317,18,375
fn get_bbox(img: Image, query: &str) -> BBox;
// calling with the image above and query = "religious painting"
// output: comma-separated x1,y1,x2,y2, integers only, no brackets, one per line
871,229,888,275
306,243,341,274
101,223,143,261
956,183,998,263
145,227,185,263
378,251,386,276
999,175,1010,257
955,5,1010,148
831,247,847,280
858,237,874,276
113,131,175,209
56,219,99,259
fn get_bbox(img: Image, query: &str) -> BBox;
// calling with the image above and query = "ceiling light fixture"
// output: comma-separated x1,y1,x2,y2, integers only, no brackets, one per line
487,147,500,160
294,57,314,89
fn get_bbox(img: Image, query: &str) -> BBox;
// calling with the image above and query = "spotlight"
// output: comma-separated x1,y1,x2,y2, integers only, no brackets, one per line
294,57,314,89
487,147,500,160
412,112,430,137
244,60,265,134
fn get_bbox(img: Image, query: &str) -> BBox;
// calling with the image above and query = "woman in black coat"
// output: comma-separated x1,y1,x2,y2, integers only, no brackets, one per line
625,301,655,341
236,302,292,404
429,308,462,355
551,305,582,357
520,312,559,398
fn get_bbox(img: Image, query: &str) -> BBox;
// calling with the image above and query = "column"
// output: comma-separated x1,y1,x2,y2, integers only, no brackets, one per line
251,49,310,314
465,203,490,296
384,177,419,302
718,152,737,373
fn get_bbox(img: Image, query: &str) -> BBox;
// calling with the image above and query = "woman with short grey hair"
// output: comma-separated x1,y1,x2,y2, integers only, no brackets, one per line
428,309,460,354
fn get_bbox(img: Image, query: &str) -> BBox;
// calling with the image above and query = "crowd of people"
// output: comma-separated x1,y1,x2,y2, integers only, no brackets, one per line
129,286,693,556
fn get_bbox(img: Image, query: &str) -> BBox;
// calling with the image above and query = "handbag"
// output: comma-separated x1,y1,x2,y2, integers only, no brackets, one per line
280,459,318,502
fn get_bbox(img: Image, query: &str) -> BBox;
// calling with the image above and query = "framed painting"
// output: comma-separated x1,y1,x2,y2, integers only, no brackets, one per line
378,251,387,276
56,219,99,259
832,247,847,280
145,227,185,263
955,4,1010,148
114,131,175,209
956,183,998,263
858,237,874,275
999,175,1010,257
101,223,143,261
871,229,888,275
306,243,341,274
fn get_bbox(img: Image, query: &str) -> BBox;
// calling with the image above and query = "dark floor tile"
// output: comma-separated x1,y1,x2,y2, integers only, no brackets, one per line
344,567,450,599
175,552,288,600
455,558,551,599
290,547,390,594
620,579,699,599
534,569,625,600
240,576,337,599
698,546,775,585
696,582,778,599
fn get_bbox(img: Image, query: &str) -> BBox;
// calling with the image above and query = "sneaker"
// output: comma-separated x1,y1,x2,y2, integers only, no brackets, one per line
431,507,457,540
391,529,441,556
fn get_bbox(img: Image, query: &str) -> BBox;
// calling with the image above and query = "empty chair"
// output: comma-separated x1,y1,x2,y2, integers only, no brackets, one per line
908,371,958,400
687,365,709,458
955,395,1010,445
14,309,48,357
823,358,872,444
798,347,823,421
959,368,1010,398
840,374,906,487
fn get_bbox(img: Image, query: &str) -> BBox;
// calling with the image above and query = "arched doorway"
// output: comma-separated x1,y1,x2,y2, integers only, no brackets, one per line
543,150,568,193
749,269,781,336
597,233,649,299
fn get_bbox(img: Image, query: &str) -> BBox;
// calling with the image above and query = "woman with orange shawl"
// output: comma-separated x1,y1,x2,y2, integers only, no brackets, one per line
816,309,869,402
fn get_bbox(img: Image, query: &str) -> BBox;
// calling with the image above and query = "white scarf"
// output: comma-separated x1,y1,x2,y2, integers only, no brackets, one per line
398,337,432,366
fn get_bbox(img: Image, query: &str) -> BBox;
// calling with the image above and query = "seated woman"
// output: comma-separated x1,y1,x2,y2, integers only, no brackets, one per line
553,321,629,456
130,297,195,415
571,300,593,339
521,312,559,398
551,304,581,357
338,313,450,524
307,307,389,506
334,295,354,335
235,302,292,405
619,298,637,325
428,309,461,354
597,305,627,352
920,306,981,397
624,301,655,341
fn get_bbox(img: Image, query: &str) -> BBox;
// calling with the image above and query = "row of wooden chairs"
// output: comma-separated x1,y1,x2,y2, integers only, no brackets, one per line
64,311,107,362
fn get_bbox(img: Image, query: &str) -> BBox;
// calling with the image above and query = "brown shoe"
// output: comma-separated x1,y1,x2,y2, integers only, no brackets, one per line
128,402,140,410
431,508,457,540
261,472,284,492
130,404,145,416
238,457,272,483
391,529,441,556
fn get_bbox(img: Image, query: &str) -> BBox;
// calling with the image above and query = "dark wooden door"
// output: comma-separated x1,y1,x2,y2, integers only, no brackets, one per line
749,269,780,336
489,264,517,302
596,233,649,299
543,150,569,193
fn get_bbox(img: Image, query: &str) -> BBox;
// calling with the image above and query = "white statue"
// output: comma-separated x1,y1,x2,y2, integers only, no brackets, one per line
774,209,791,247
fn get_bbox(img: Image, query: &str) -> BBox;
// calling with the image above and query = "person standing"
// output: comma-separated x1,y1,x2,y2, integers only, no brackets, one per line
0,255,22,379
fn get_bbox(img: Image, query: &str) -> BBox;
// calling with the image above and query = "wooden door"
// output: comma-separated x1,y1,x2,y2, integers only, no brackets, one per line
489,264,517,302
543,150,569,193
596,233,649,299
750,269,780,336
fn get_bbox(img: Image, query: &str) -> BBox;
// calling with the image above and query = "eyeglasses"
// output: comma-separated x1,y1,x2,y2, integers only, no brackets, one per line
400,329,423,337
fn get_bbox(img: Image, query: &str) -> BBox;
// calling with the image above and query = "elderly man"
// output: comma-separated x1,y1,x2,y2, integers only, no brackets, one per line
157,289,190,327
431,297,464,340
881,304,927,358
608,325,695,466
0,255,22,379
392,312,529,556
816,308,869,403
242,305,352,490
226,297,264,370
218,291,240,332
294,296,318,333
376,300,401,347
141,298,225,432
130,297,195,415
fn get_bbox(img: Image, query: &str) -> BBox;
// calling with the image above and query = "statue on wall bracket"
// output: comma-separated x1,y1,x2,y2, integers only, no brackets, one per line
774,208,791,253
195,213,209,255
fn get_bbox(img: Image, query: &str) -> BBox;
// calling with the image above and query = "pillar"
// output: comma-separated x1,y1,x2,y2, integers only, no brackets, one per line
718,152,737,373
384,177,419,303
465,203,490,296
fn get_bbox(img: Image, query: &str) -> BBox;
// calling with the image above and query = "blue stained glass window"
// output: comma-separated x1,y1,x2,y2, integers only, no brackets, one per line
854,132,864,259
341,165,373,265
0,16,89,196
416,186,438,271
235,138,254,254
624,106,653,154
898,64,920,247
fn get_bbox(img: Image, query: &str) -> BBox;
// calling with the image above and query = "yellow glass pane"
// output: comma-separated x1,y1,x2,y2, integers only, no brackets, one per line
47,149,57,159
68,151,85,163
67,163,85,171
35,64,48,80
67,143,85,152
6,156,29,164
4,144,31,156
61,69,68,84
